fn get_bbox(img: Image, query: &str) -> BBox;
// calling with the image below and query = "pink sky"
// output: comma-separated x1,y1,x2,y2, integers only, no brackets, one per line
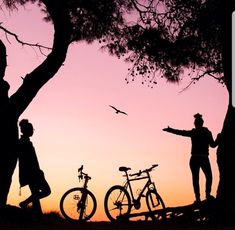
0,3,228,221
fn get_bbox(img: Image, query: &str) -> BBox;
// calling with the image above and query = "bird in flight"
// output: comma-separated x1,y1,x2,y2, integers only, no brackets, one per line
109,105,128,115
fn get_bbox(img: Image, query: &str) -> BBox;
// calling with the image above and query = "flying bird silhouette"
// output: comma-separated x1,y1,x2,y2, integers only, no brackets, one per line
109,105,128,115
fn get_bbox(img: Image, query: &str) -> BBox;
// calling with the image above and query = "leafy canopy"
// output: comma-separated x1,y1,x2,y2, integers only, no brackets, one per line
2,0,234,87
102,0,231,87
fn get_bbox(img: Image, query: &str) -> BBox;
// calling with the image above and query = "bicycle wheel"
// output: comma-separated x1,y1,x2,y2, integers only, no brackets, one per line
60,187,97,221
146,189,166,220
104,185,131,221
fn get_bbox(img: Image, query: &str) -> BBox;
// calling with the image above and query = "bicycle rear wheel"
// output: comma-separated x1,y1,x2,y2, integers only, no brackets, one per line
60,187,97,221
146,189,165,221
104,185,131,221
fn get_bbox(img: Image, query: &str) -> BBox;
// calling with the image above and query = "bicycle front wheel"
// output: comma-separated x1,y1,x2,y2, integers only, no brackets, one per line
146,190,165,221
60,187,97,221
104,185,131,221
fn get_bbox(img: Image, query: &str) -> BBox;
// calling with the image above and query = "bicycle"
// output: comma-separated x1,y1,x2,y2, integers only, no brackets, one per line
104,164,165,221
60,165,97,222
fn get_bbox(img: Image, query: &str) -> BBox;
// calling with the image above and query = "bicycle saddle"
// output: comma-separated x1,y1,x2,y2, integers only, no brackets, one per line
119,166,131,172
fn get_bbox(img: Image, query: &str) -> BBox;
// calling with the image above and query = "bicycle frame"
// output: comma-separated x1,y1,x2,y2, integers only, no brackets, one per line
122,169,157,209
104,164,165,221
77,166,92,220
80,173,90,189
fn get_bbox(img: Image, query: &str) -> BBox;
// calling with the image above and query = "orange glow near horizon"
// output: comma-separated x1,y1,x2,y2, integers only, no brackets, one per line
1,4,228,221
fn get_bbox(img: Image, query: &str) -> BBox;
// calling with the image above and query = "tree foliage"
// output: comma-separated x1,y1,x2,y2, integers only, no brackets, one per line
2,0,235,89
2,0,132,43
100,0,234,88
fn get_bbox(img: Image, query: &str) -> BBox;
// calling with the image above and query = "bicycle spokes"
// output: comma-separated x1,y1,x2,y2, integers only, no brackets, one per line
104,185,131,221
60,188,97,222
112,194,127,212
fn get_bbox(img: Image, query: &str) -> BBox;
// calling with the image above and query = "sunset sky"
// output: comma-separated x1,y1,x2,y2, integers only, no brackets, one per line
0,3,228,221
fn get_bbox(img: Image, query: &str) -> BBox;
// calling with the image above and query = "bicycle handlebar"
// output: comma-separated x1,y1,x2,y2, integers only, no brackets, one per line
129,164,158,177
78,165,91,180
78,165,84,172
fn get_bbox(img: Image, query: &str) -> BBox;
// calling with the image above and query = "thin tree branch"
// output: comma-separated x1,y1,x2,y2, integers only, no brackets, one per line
0,23,51,55
179,69,224,93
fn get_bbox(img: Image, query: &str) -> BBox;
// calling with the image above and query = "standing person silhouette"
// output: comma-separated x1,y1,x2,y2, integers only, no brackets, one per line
18,119,51,217
163,113,219,203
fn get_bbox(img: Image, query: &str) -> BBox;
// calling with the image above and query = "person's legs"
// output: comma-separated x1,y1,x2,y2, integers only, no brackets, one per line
19,184,42,217
19,181,50,213
190,156,201,202
29,184,43,217
201,157,213,199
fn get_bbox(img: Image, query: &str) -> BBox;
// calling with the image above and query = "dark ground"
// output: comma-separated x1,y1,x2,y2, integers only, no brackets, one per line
1,221,235,230
0,204,235,230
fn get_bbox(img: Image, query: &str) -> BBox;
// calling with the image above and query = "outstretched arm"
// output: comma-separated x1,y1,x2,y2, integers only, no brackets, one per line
163,126,173,132
163,126,191,137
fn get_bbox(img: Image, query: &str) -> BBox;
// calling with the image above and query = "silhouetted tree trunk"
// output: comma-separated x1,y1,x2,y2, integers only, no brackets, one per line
0,0,72,207
0,41,19,207
215,4,235,221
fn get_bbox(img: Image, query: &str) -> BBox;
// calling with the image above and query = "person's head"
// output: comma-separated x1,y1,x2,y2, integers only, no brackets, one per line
194,113,204,128
19,119,34,137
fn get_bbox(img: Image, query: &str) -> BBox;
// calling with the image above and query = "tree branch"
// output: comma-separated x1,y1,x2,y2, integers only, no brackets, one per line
130,0,159,27
179,69,224,93
9,0,72,117
0,23,51,55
